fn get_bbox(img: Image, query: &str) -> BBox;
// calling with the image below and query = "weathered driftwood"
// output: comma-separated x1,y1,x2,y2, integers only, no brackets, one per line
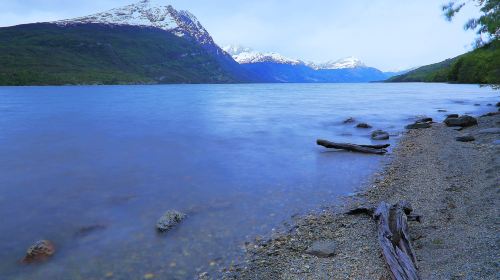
317,139,388,155
375,201,420,280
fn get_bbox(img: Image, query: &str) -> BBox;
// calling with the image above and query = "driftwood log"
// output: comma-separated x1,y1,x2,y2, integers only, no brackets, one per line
375,201,420,280
317,139,389,155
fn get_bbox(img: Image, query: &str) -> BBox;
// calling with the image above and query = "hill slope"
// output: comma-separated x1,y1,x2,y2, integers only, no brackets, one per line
387,41,499,84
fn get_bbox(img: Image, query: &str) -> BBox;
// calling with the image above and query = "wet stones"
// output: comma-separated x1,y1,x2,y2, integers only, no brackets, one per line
406,122,431,129
444,115,478,127
371,130,390,140
156,210,186,232
23,240,55,263
356,123,372,129
305,240,337,258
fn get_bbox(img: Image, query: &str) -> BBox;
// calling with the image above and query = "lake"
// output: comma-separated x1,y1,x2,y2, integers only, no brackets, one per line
0,83,496,279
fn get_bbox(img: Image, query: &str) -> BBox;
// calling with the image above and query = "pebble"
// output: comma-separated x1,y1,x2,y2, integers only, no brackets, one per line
305,240,337,258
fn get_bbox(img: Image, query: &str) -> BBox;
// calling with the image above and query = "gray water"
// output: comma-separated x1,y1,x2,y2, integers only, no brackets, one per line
0,83,497,280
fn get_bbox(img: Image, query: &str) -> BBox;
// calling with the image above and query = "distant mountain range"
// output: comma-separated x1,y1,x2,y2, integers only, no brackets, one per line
0,0,424,85
223,45,402,83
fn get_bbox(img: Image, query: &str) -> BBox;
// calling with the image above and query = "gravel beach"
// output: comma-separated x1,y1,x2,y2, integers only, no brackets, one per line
220,113,500,280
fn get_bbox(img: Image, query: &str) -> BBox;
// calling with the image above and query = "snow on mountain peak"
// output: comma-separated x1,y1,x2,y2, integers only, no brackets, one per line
222,45,303,65
310,56,366,70
53,0,213,44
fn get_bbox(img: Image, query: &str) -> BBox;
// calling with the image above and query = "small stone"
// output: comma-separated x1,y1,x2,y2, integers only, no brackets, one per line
144,273,155,279
371,130,390,140
356,123,372,129
437,109,447,112
406,122,431,129
23,240,55,263
478,128,500,134
456,135,475,142
305,240,337,258
156,210,186,232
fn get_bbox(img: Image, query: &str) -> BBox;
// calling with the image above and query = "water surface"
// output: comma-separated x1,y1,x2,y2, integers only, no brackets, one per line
0,83,496,279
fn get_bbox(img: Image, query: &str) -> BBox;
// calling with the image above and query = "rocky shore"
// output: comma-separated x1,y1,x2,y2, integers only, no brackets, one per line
220,113,500,280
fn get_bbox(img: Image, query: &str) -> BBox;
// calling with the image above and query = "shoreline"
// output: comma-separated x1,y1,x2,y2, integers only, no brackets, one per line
220,111,499,280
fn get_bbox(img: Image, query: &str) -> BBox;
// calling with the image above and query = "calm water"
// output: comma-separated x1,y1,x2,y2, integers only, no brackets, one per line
0,83,496,279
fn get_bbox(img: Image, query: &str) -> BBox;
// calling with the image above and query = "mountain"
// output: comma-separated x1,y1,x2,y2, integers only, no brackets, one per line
387,40,499,84
223,45,393,83
0,0,256,85
308,57,365,70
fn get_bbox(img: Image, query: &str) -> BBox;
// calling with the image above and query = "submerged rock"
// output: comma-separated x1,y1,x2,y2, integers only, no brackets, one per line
156,210,186,232
356,123,372,129
444,115,478,127
406,123,431,129
305,240,337,258
343,117,356,124
371,130,390,140
23,240,55,263
456,135,475,142
438,109,447,112
415,117,433,123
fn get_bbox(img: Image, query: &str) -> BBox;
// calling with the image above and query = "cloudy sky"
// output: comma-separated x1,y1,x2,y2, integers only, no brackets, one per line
0,0,481,71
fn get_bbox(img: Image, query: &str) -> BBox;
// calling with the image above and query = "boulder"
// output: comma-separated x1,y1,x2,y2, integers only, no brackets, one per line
371,130,390,140
343,117,355,124
305,240,337,258
478,128,500,134
496,102,500,107
446,114,459,119
456,135,475,142
444,115,478,127
481,112,500,117
415,117,433,123
356,123,372,129
156,210,186,232
406,123,431,129
23,240,55,263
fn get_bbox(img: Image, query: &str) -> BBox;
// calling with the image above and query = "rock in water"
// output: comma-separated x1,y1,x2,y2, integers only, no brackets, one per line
444,115,478,127
23,240,55,263
371,130,390,140
456,135,475,142
356,123,372,129
305,240,337,258
406,123,431,129
415,117,433,123
343,117,355,124
156,210,186,232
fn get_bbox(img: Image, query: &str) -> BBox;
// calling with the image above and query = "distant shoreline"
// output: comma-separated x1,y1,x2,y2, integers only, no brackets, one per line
221,111,500,279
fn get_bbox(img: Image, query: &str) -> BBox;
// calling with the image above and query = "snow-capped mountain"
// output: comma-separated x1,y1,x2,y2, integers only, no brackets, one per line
54,0,215,46
223,45,303,65
309,57,366,70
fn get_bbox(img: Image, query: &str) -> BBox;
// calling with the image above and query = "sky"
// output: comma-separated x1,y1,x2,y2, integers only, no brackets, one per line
0,0,482,71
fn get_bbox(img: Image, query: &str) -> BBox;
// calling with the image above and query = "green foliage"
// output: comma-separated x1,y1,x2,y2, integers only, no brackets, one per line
387,40,500,85
0,23,242,85
442,0,499,45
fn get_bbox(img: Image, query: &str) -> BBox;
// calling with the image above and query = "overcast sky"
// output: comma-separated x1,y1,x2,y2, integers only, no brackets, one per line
0,0,481,71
